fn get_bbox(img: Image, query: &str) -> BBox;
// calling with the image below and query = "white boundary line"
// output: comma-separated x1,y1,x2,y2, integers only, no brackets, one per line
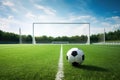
55,44,64,80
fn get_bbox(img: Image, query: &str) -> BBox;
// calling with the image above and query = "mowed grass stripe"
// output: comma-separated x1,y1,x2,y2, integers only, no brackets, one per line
0,44,60,80
63,45,120,80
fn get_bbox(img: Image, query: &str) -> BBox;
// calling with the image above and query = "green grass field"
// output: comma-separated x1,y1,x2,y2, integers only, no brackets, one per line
0,44,120,80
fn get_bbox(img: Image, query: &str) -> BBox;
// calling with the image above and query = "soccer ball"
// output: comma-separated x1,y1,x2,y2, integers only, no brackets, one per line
66,48,85,66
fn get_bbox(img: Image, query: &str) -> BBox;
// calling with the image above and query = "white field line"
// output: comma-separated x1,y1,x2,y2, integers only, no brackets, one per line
55,44,64,80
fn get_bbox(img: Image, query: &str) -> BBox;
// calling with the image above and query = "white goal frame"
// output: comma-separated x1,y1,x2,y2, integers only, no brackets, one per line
32,22,90,44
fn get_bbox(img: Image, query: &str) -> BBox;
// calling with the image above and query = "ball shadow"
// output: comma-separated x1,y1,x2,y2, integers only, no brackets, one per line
74,64,109,72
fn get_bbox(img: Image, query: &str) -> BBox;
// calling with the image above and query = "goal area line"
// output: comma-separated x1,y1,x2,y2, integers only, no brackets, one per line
32,22,90,45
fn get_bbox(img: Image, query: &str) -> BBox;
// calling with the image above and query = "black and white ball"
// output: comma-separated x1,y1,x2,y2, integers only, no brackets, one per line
66,48,85,66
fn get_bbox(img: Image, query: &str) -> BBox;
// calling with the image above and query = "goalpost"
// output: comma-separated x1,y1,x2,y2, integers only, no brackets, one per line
19,28,22,44
32,22,90,44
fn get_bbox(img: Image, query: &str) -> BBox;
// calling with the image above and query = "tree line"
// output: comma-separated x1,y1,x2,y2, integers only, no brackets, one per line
0,29,120,44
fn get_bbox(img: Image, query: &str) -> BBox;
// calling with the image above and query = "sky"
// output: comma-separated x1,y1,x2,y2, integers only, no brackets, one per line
0,0,120,37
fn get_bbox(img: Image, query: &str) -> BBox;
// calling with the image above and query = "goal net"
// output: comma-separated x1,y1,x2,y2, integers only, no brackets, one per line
104,24,120,45
32,22,90,44
90,24,120,45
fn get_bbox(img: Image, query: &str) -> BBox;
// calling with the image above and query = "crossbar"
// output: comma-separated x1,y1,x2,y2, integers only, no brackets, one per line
33,22,90,24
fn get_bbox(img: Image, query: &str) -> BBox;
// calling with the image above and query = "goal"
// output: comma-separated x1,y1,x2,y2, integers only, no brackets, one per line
32,22,90,44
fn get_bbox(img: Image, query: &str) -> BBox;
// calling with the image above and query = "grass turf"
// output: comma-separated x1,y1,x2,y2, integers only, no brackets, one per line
63,45,120,80
0,44,120,80
0,44,60,80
